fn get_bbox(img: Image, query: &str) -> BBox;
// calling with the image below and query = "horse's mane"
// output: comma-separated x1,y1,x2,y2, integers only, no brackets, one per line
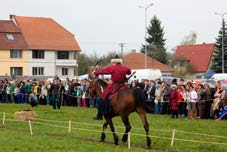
96,79,108,88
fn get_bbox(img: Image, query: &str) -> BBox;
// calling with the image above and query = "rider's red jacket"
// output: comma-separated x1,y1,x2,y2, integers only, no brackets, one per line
94,64,131,100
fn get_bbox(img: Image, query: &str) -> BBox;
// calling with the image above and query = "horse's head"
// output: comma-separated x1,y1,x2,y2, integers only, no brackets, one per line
89,78,108,98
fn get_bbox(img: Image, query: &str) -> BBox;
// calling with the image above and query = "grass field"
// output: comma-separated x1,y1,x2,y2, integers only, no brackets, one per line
0,103,226,152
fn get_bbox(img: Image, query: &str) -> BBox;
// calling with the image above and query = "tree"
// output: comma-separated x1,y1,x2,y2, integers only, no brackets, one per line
142,15,167,64
77,51,117,75
172,55,196,78
77,53,93,75
181,32,197,45
211,21,227,73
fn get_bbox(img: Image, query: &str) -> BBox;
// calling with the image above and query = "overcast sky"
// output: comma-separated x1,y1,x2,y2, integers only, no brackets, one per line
1,0,227,56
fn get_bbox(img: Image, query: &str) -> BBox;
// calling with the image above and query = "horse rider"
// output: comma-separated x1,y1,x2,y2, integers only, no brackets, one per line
93,55,131,119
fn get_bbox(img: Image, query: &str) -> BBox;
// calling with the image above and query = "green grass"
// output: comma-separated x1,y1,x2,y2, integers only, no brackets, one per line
0,103,226,152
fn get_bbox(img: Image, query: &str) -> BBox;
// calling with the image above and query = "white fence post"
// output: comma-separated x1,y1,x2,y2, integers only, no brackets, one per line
128,132,131,150
2,112,5,126
171,129,176,147
29,120,33,135
69,120,71,133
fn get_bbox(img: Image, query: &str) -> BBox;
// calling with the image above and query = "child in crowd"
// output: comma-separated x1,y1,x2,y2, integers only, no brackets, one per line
169,84,179,119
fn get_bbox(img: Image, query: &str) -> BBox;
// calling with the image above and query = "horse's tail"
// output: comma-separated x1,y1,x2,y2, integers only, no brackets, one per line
133,88,153,113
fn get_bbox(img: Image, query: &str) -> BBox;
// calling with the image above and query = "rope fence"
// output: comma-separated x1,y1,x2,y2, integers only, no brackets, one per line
0,112,227,150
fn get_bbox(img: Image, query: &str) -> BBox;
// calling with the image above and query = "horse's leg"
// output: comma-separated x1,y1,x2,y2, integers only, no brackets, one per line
121,116,131,143
105,116,119,145
100,121,108,142
137,108,151,149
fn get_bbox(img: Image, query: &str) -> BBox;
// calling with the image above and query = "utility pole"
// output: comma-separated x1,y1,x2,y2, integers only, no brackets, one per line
119,43,126,57
222,18,225,73
139,3,154,69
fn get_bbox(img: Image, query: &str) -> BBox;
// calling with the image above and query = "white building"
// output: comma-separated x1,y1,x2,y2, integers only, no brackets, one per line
3,15,81,78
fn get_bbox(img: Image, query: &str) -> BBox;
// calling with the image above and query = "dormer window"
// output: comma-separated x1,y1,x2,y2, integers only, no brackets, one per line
6,34,14,40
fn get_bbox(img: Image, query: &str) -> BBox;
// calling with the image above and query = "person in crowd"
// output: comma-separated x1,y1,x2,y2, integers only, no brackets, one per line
213,85,225,119
162,82,171,114
14,83,21,103
24,80,31,104
77,86,82,106
1,81,7,103
178,85,186,117
64,78,70,106
20,81,25,103
59,80,65,107
130,80,138,88
201,83,212,119
50,78,60,109
185,83,191,118
154,81,163,114
146,80,156,113
46,80,51,105
143,79,150,100
217,102,227,120
6,82,11,103
9,80,15,103
32,82,39,101
197,84,205,119
138,79,145,89
172,78,178,85
29,92,38,107
93,95,103,120
84,80,91,107
178,78,185,87
169,84,179,119
188,85,198,119
39,81,47,105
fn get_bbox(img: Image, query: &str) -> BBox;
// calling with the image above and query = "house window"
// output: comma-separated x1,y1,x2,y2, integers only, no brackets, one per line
10,50,22,58
57,51,69,59
62,68,68,76
10,67,23,76
32,67,44,75
32,50,44,59
6,34,14,40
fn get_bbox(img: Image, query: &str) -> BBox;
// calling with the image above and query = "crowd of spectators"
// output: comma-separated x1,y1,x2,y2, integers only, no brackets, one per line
128,78,226,120
0,76,226,120
0,77,91,110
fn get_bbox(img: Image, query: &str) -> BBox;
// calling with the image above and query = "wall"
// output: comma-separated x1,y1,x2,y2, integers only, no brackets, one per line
0,50,28,76
27,50,56,76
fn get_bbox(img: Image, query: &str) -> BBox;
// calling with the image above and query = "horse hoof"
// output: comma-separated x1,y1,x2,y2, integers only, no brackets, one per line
147,145,151,149
122,136,128,143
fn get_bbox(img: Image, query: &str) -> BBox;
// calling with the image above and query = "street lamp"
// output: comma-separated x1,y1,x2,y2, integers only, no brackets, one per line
214,12,227,73
139,3,154,69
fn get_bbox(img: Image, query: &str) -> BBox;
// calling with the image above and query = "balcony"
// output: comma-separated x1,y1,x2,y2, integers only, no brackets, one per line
56,59,78,67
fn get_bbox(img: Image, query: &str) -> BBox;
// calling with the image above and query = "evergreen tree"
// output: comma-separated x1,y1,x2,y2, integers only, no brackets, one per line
142,15,167,64
211,21,227,73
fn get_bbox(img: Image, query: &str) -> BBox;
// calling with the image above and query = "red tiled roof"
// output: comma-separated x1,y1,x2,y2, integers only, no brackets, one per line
175,43,215,73
13,16,81,51
0,20,20,33
123,53,173,71
0,20,28,49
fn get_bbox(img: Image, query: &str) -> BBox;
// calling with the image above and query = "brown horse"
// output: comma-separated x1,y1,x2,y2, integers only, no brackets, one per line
90,78,151,149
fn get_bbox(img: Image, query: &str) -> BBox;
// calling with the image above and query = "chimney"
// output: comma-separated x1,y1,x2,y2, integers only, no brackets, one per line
131,49,136,53
10,14,15,20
